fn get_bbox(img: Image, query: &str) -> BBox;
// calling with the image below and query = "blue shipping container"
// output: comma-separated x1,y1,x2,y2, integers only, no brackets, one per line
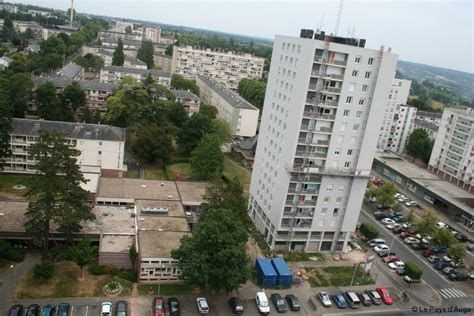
255,258,278,287
271,258,293,286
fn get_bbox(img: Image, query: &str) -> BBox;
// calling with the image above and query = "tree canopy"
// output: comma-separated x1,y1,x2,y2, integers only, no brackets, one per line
24,130,94,251
130,124,172,164
171,74,199,95
177,112,214,153
137,40,155,69
238,78,266,110
406,128,434,164
414,210,439,238
373,182,397,209
191,134,224,180
405,261,422,280
0,72,12,169
203,177,247,220
112,38,125,66
171,208,250,294
8,72,34,118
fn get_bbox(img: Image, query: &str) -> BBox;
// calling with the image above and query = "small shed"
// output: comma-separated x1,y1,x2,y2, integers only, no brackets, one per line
255,258,278,287
271,258,293,286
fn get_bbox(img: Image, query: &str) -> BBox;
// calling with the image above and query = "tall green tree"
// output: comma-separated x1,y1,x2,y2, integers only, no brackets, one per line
178,112,214,153
112,38,125,66
8,72,34,118
62,81,86,111
125,25,133,34
211,119,232,145
131,124,172,164
137,40,154,69
237,78,266,110
172,208,250,294
406,128,434,164
24,130,95,252
405,261,422,280
0,72,12,169
448,243,467,263
68,239,97,279
199,104,218,119
171,74,199,95
36,81,63,121
191,134,224,180
164,44,173,56
166,101,188,128
431,228,457,248
373,182,397,208
414,210,439,239
203,177,247,220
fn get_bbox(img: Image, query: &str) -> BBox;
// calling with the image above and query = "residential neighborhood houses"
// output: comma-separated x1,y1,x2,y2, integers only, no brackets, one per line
0,1,473,316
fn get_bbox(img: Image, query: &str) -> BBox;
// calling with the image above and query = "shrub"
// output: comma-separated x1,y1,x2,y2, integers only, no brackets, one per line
4,248,25,262
32,261,54,283
118,269,137,282
88,262,107,275
169,157,190,164
105,264,119,276
360,222,379,240
405,261,423,280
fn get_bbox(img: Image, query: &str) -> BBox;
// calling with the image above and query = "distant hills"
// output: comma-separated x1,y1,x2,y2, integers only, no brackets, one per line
397,60,473,102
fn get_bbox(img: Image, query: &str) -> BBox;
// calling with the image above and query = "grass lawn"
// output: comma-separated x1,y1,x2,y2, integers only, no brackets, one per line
123,170,139,178
305,266,374,288
168,163,193,179
282,252,325,262
138,283,194,296
142,162,164,180
16,261,133,299
223,157,251,195
0,174,31,196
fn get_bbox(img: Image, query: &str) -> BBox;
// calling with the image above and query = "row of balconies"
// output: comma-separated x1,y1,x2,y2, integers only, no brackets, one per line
314,56,347,67
310,71,344,81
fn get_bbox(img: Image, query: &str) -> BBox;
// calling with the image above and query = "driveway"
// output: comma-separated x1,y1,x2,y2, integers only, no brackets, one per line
0,252,41,302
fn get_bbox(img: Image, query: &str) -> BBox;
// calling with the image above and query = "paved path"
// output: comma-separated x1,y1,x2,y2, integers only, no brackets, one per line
0,253,41,302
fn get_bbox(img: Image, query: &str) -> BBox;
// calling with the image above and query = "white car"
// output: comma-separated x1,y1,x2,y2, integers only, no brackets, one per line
101,302,112,316
318,291,332,307
405,201,417,207
373,244,389,253
255,291,270,314
442,256,453,263
388,261,405,269
436,222,448,229
196,297,209,314
394,193,402,198
387,223,402,230
381,218,396,225
404,237,419,244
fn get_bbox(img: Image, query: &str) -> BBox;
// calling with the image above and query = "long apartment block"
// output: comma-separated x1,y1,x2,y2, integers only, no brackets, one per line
100,66,171,86
248,30,398,252
171,45,265,90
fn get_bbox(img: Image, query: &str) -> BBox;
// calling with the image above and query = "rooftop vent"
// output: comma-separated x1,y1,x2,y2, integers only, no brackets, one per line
141,184,147,188
160,182,165,186
141,207,169,214
167,195,173,199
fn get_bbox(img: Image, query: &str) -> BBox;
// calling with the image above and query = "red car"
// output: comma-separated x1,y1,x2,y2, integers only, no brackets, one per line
153,297,166,316
376,287,393,305
382,257,401,264
422,250,433,258
399,231,414,239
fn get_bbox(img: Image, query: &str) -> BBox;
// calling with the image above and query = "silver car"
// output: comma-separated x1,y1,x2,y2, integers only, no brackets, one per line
318,291,332,307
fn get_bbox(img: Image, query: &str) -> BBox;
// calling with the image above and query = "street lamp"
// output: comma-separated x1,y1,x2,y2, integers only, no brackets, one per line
10,264,17,301
157,264,165,296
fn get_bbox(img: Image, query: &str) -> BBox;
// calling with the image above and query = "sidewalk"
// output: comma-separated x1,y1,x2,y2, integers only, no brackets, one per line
0,252,41,302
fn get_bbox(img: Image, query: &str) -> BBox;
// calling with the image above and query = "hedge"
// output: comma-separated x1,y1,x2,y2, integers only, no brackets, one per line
405,261,422,280
360,222,379,240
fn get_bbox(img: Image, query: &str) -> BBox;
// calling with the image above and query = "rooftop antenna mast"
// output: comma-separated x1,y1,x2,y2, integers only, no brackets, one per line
334,0,344,35
70,0,74,27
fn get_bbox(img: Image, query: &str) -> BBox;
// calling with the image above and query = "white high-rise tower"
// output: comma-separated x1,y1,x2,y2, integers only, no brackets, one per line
248,30,398,252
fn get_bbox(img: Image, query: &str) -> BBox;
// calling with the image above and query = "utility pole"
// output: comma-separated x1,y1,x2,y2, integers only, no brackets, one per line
334,0,344,36
70,0,74,27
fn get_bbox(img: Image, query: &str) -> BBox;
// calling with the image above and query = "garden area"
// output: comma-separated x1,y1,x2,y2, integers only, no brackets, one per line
137,283,194,296
305,266,374,287
0,174,31,197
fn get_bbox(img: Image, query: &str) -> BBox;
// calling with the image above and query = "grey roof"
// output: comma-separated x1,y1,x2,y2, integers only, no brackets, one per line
97,49,146,66
416,111,442,119
12,118,126,142
171,89,200,101
1,56,12,63
414,118,439,133
237,135,258,150
101,65,170,77
58,63,83,80
197,75,258,111
102,37,143,47
34,76,120,92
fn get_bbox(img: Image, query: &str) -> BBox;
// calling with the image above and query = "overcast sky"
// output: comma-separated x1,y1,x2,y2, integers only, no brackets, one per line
14,0,473,73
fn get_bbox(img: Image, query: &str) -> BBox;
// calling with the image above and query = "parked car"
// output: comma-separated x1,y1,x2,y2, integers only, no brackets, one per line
101,303,112,316
431,247,448,254
367,239,386,247
442,255,453,263
396,267,406,276
41,305,56,316
448,271,468,281
374,212,388,220
378,250,396,258
255,291,270,314
115,301,127,316
357,292,372,306
168,298,180,316
196,298,209,314
270,293,288,313
453,232,468,242
381,218,396,225
436,222,448,229
422,249,433,258
344,291,361,309
468,271,474,280
153,297,166,316
404,236,419,244
434,261,447,270
400,231,414,239
365,290,382,305
25,304,41,316
442,267,455,275
285,295,301,311
466,243,474,252
450,260,466,268
388,261,405,270
318,291,332,307
57,303,70,316
392,226,405,235
376,287,393,305
373,245,389,253
228,297,244,314
381,256,400,264
405,201,417,207
427,255,441,263
387,223,401,230
404,276,421,283
331,292,348,309
411,242,429,250
8,305,24,316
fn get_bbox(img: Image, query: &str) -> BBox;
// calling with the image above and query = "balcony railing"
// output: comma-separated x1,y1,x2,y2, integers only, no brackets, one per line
314,56,347,66
317,140,329,145
314,113,336,120
322,87,341,94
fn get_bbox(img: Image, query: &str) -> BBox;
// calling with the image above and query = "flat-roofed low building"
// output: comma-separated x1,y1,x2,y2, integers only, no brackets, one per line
27,9,51,17
196,75,259,137
96,49,147,69
102,38,142,50
415,110,442,140
99,30,143,42
57,63,84,80
175,181,209,213
100,66,171,86
171,89,200,116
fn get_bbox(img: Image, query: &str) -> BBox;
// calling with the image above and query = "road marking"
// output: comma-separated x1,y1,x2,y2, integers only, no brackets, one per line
439,288,467,299
85,305,88,316
70,306,74,315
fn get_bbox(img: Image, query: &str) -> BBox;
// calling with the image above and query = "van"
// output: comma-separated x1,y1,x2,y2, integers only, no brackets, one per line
255,291,270,314
367,239,386,247
344,292,361,309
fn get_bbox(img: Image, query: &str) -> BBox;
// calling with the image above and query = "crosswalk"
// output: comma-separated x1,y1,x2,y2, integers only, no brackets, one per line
438,288,467,299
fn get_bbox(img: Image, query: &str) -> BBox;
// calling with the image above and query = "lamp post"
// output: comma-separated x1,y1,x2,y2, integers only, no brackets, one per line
350,263,360,289
158,264,165,296
10,264,17,301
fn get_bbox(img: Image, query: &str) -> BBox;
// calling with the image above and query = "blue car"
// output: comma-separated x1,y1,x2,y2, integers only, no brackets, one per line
332,293,348,309
434,261,447,270
392,215,404,222
431,247,448,254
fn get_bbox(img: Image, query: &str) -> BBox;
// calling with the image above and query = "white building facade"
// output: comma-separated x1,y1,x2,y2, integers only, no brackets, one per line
3,119,126,178
196,75,259,137
100,66,171,86
143,27,161,44
428,108,474,193
248,30,398,252
414,111,442,140
171,45,265,90
376,78,411,151
388,105,417,154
